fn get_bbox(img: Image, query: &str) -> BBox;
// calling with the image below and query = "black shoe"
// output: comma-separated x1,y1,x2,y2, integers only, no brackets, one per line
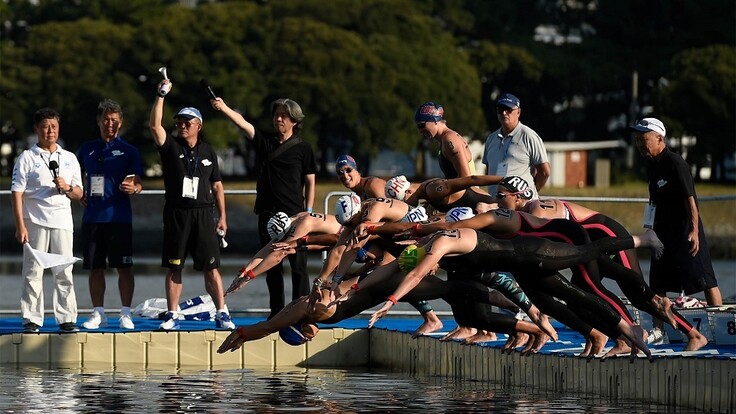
59,322,79,332
23,322,40,333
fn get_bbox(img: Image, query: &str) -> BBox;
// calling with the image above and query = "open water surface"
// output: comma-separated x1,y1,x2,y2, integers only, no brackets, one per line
0,366,677,413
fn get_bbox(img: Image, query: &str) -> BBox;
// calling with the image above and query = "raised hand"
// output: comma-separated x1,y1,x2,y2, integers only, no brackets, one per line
217,328,245,353
225,267,254,296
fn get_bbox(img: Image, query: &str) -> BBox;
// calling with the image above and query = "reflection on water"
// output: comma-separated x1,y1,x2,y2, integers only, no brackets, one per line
0,366,673,413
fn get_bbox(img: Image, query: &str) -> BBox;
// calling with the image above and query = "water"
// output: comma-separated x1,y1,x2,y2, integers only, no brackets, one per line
0,366,675,413
0,256,733,313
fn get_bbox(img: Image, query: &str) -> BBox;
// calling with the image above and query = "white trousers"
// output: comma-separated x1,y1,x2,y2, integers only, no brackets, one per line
21,220,78,326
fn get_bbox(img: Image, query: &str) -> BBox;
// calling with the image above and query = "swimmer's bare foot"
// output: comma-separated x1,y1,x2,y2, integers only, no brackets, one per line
589,329,609,357
635,229,664,259
412,312,443,338
522,332,549,355
463,330,497,344
652,295,677,329
684,328,708,351
602,338,632,359
578,338,593,358
619,323,652,361
440,326,476,342
506,332,529,353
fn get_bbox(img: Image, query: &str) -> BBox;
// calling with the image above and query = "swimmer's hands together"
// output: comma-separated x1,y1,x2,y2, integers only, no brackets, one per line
224,267,254,296
271,241,297,253
217,328,245,353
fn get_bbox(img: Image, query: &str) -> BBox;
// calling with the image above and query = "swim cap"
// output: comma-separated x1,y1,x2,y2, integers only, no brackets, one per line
415,102,444,123
498,176,534,200
278,323,306,346
385,175,411,201
445,206,475,222
398,244,426,273
400,206,428,223
267,212,292,241
335,154,357,172
334,193,362,225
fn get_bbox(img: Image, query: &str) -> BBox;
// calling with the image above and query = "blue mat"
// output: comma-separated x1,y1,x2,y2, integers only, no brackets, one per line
2,316,734,360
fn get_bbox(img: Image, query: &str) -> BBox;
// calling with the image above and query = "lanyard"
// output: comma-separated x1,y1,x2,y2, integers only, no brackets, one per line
182,146,199,178
497,133,512,160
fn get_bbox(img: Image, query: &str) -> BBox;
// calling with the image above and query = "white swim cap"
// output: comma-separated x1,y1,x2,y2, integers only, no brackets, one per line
385,175,410,201
334,193,362,225
400,205,428,223
445,206,475,222
267,212,292,241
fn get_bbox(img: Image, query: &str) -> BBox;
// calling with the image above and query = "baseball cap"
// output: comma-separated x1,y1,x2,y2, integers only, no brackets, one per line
415,102,445,123
174,107,203,123
496,93,520,109
335,154,357,172
498,176,534,200
628,118,666,136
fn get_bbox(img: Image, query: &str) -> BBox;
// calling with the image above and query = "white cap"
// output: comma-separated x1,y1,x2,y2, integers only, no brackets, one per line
445,207,475,222
400,206,428,223
334,193,362,225
629,117,666,136
174,107,203,123
267,212,292,241
385,175,410,201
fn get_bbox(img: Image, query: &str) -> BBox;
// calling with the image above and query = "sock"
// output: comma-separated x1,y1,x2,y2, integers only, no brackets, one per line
94,307,105,315
121,306,131,316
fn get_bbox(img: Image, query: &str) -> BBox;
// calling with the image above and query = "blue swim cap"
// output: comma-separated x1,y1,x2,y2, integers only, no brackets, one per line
279,323,306,346
415,102,444,123
335,154,358,172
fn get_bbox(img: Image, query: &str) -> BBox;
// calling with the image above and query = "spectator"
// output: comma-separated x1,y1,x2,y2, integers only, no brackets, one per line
630,117,722,339
415,102,476,178
211,96,317,319
78,99,144,330
482,93,550,199
148,79,234,331
11,108,83,333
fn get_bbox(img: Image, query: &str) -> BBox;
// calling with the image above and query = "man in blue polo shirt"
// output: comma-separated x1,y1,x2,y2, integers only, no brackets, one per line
78,99,144,330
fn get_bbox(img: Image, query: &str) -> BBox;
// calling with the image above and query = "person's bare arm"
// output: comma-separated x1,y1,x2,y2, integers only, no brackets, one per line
533,162,551,193
211,97,255,140
304,173,316,212
686,195,700,255
212,181,227,235
444,134,473,177
217,298,309,353
148,82,169,147
11,191,27,244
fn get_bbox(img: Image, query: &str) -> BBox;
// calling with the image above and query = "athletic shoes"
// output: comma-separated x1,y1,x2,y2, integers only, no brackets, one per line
215,312,235,329
159,312,180,330
646,327,666,345
60,322,79,332
119,314,135,330
82,311,108,329
674,296,706,309
23,322,40,333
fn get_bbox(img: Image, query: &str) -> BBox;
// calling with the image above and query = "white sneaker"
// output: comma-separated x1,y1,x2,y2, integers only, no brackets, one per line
159,312,180,330
215,312,235,329
119,314,135,330
646,327,666,345
82,310,108,329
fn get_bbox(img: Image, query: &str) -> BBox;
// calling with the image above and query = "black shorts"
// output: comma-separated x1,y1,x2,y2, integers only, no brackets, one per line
81,222,133,269
161,206,220,271
650,220,718,295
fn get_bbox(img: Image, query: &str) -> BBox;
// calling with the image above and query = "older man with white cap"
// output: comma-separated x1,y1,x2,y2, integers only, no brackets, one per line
148,77,234,331
630,117,722,342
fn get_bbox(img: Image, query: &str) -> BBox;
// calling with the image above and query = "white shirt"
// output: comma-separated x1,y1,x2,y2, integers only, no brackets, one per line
11,144,83,231
482,122,548,199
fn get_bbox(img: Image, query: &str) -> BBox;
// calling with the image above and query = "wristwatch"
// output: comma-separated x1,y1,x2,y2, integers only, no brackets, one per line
64,186,73,194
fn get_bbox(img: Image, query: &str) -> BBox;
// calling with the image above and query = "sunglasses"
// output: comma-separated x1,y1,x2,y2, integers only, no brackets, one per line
175,121,199,129
337,167,353,175
416,122,427,130
497,107,518,114
495,191,524,199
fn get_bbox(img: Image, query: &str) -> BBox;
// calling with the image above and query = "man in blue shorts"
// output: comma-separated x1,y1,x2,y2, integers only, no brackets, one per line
78,99,144,330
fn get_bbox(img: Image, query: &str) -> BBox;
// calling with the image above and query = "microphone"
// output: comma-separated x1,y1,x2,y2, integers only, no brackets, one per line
200,79,217,100
48,160,62,194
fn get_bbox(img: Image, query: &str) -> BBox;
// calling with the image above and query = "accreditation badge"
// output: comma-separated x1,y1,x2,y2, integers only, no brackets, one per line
182,176,199,199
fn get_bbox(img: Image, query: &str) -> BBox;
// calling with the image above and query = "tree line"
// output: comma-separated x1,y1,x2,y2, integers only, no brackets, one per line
1,0,734,180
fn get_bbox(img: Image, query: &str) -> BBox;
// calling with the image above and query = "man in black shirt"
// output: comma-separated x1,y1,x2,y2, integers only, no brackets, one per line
212,96,317,318
631,118,722,337
149,78,234,330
